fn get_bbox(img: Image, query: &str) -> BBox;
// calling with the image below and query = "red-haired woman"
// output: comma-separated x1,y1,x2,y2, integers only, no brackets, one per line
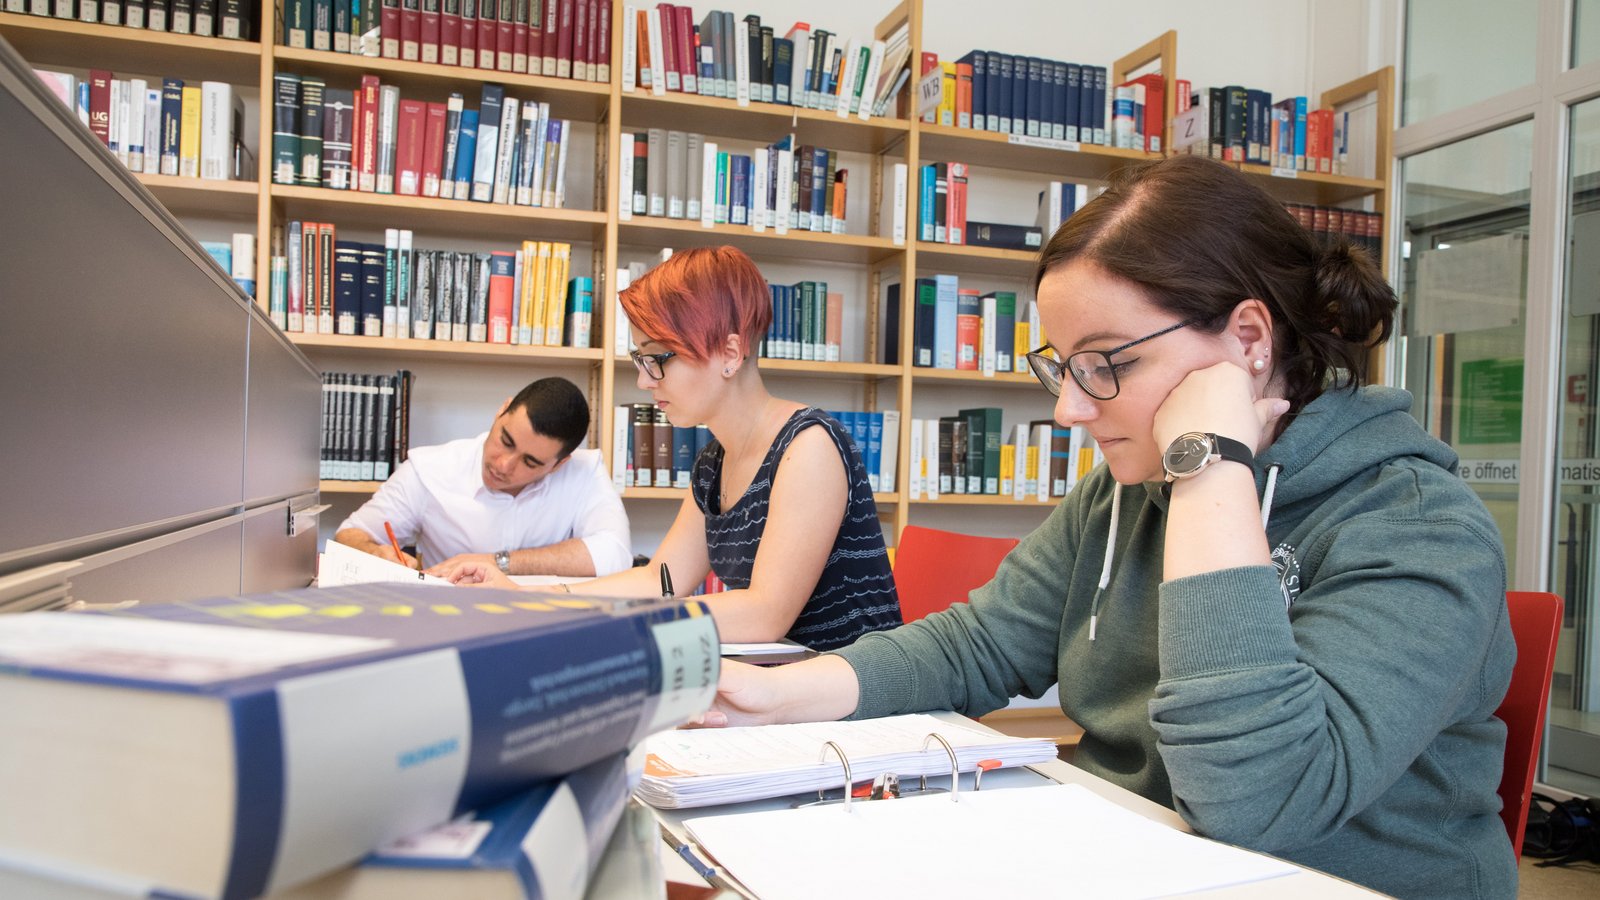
453,246,902,650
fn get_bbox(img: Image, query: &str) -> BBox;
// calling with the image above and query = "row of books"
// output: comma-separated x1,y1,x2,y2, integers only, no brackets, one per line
907,415,1102,501
1288,204,1383,257
33,68,249,181
272,75,574,208
320,369,415,481
885,278,1038,376
199,232,258,297
757,280,840,362
608,405,900,493
6,0,256,38
269,223,592,346
926,50,1114,146
618,131,849,233
283,0,612,84
1172,83,1350,175
911,161,1044,251
623,6,911,121
1111,73,1166,153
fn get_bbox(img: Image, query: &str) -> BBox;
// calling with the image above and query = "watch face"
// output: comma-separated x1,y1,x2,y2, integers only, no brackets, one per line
1164,434,1213,477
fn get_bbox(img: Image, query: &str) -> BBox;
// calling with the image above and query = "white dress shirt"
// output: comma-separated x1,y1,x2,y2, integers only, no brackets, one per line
339,435,632,575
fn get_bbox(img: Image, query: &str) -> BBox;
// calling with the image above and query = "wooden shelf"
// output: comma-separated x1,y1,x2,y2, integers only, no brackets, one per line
290,332,604,363
911,368,1041,387
320,480,382,494
620,89,911,155
269,184,606,242
915,241,1038,277
624,486,902,505
612,356,901,380
271,46,612,122
135,173,259,217
910,494,1057,507
1237,164,1387,205
0,13,261,83
618,217,903,266
916,122,1158,178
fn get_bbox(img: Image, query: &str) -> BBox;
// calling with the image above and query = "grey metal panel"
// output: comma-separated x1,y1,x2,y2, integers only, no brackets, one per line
65,515,244,607
240,495,319,593
0,39,250,571
244,314,322,505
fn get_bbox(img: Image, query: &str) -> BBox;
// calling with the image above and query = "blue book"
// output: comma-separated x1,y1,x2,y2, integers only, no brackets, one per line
772,37,793,104
693,424,711,463
1010,55,1028,136
918,164,936,242
1065,63,1082,142
333,239,363,335
1050,60,1067,140
1092,66,1108,145
865,411,883,492
1024,57,1043,137
729,153,750,225
1293,96,1308,169
0,585,718,900
933,273,959,369
984,50,1002,131
159,77,184,175
200,240,232,273
453,108,480,200
470,84,504,203
672,426,696,489
360,242,385,337
995,53,1013,134
290,753,632,899
912,277,937,367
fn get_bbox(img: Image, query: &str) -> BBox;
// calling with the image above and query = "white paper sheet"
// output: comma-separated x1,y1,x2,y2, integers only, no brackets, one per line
317,540,451,588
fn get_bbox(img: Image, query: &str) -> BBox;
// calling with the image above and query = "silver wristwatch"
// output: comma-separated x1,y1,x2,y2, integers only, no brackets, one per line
494,550,512,574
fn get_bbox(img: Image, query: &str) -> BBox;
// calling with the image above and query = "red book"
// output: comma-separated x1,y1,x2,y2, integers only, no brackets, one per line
672,4,694,94
317,223,337,330
497,0,515,72
1319,109,1335,173
946,162,967,245
1304,108,1323,173
955,62,972,128
351,88,364,190
396,99,426,196
512,0,528,74
540,0,559,75
488,251,516,343
420,0,441,64
441,0,462,65
382,0,402,59
1129,73,1164,153
527,1,544,74
357,75,381,192
478,0,498,70
421,102,448,197
459,0,477,67
654,3,675,90
556,0,575,79
401,0,421,61
88,69,112,146
1175,78,1192,113
571,0,588,81
595,0,611,83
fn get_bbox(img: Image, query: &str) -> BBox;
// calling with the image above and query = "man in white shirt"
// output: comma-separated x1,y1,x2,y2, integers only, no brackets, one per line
335,377,632,579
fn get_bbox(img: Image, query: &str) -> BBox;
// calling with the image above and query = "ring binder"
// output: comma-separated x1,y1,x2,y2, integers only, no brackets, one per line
919,732,961,802
806,731,971,811
818,740,853,811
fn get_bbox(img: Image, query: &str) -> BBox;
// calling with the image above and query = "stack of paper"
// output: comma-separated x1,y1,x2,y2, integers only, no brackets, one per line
318,540,451,587
637,714,1058,808
684,783,1300,900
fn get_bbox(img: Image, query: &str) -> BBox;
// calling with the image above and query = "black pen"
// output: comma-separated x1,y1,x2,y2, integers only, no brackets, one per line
659,563,674,599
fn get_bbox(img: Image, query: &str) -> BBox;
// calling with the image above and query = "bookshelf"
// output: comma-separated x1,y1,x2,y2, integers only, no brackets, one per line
0,2,1394,547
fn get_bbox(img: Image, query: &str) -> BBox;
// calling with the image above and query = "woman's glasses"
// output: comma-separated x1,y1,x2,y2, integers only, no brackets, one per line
629,348,677,380
1025,316,1206,400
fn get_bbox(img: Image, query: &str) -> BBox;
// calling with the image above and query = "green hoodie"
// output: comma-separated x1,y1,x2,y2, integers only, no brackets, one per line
835,385,1516,899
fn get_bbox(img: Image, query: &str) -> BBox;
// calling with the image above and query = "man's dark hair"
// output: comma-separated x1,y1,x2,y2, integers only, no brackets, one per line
507,377,590,458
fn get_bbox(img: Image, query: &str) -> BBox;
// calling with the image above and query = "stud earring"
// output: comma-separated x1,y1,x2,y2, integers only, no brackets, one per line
1252,358,1267,372
723,368,732,376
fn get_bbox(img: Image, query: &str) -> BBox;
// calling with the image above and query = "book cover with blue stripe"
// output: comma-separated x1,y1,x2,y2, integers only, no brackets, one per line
0,585,718,900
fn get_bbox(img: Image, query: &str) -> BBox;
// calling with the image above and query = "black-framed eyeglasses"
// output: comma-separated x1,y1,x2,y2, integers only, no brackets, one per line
629,348,677,381
1026,315,1207,400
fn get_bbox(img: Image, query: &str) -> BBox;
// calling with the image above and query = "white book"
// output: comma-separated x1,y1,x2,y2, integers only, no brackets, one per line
492,97,520,206
750,147,769,233
617,133,635,221
786,24,811,110
835,38,862,120
613,268,633,356
377,85,400,194
1011,423,1029,501
698,140,718,228
126,78,147,172
685,133,704,221
773,148,792,235
817,33,839,110
1028,299,1042,363
646,128,666,217
1033,423,1053,502
856,39,886,121
612,405,632,490
1062,426,1083,496
733,18,751,107
199,81,232,180
470,97,500,202
981,293,997,377
231,232,254,294
890,162,907,245
108,79,125,166
143,89,161,174
908,418,924,499
552,118,570,209
646,7,668,96
383,229,401,337
879,409,900,496
665,130,686,219
924,418,941,500
397,229,413,338
515,103,539,206
528,104,550,208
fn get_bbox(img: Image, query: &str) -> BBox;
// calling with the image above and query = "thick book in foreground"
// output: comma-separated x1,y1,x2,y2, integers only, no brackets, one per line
0,585,719,900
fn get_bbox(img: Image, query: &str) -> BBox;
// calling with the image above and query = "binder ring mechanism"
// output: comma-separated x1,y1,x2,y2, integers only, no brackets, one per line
808,733,1002,812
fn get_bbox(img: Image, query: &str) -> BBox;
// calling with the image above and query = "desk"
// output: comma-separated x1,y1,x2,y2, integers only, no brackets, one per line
644,712,1384,899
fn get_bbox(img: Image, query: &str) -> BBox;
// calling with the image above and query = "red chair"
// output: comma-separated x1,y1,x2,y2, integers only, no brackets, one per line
1495,591,1564,858
892,525,1019,622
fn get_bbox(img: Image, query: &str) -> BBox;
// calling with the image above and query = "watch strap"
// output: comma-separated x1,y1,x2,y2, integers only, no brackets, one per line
1211,434,1255,471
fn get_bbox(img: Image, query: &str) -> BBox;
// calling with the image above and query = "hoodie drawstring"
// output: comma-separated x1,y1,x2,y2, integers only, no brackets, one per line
1087,464,1283,643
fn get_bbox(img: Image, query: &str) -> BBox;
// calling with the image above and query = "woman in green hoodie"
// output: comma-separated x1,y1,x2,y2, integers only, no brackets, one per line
701,155,1518,899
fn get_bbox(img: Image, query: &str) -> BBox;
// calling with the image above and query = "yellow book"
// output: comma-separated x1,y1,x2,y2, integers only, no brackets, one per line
529,242,551,345
999,444,1015,497
517,241,537,344
179,85,202,178
544,243,571,346
1025,445,1040,498
1014,320,1031,371
939,61,957,127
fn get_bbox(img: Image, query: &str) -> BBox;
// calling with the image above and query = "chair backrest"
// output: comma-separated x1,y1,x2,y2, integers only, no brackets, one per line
892,525,1019,622
1495,591,1564,858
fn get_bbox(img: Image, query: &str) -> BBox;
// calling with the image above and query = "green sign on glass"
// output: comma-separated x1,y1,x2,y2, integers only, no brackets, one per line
1458,358,1523,445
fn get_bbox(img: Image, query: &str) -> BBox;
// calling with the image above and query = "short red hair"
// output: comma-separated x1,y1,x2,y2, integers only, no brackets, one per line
620,246,771,361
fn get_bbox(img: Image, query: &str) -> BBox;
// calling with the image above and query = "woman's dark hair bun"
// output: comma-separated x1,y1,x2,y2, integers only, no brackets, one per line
1314,237,1396,348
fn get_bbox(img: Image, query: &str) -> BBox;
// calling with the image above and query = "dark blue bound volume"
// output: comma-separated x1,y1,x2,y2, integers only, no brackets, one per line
0,586,718,900
333,239,363,335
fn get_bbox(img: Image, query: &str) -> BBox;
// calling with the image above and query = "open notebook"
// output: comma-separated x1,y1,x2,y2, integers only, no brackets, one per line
684,782,1301,899
318,540,452,587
